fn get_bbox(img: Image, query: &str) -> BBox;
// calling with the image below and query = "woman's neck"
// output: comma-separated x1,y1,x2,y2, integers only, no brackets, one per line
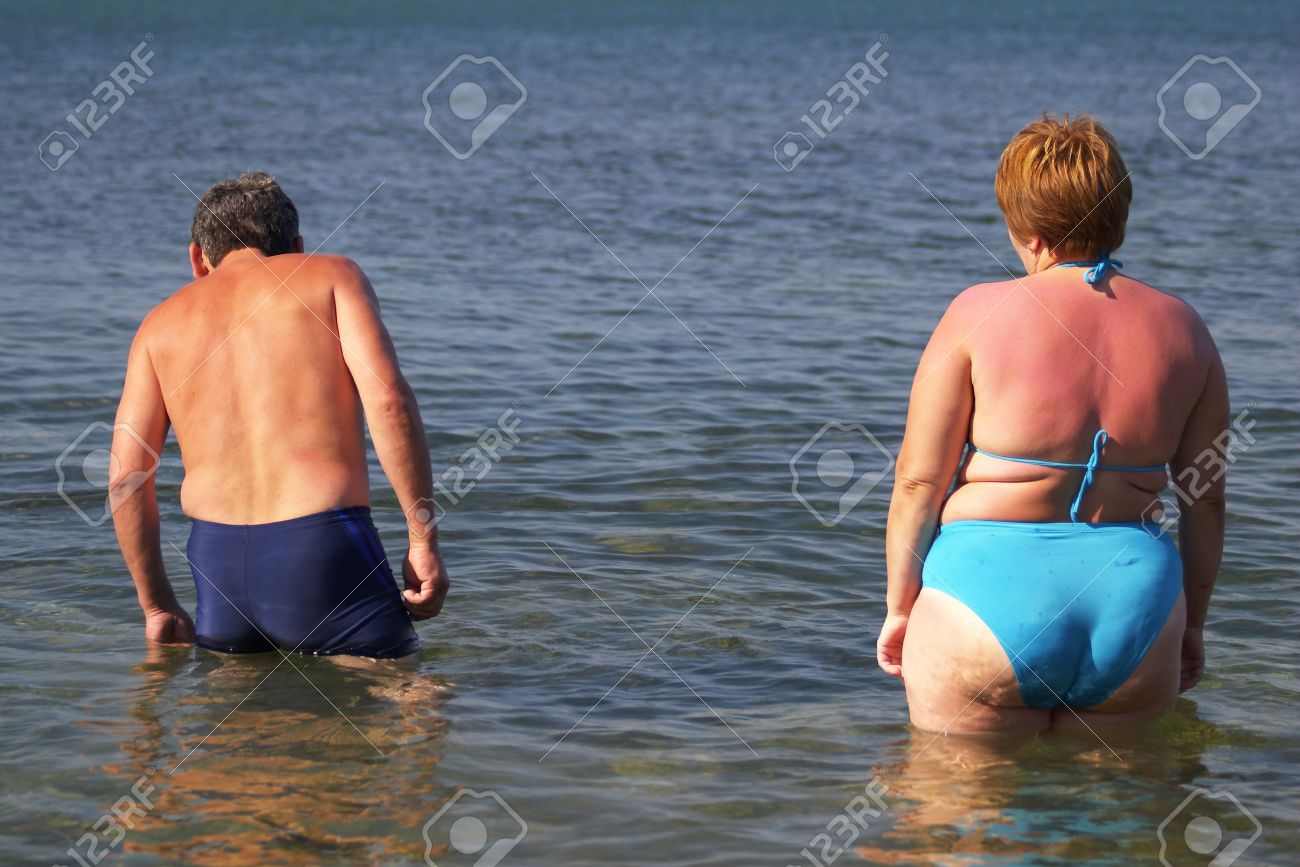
1027,248,1095,275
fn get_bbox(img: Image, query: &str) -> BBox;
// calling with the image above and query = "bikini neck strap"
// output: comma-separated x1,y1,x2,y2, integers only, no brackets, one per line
1052,253,1123,285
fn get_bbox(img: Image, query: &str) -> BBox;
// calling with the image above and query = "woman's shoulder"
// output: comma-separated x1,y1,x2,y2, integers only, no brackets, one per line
947,275,1209,327
939,280,1017,324
944,280,1005,307
1118,277,1214,336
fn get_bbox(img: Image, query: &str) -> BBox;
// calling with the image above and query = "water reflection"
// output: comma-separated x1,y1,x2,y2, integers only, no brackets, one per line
110,646,450,865
855,705,1218,865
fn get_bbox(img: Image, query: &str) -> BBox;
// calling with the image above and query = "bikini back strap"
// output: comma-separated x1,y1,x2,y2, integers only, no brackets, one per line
967,445,1090,471
968,429,1166,524
1068,429,1108,523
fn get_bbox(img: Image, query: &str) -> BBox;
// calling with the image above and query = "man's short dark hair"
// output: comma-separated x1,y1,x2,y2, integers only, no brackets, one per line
190,172,299,267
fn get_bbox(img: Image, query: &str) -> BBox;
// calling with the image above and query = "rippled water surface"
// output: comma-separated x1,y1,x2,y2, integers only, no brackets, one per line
2,2,1298,865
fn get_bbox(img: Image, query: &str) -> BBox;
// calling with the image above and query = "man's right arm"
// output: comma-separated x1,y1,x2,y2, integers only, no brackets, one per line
112,318,194,644
333,260,448,619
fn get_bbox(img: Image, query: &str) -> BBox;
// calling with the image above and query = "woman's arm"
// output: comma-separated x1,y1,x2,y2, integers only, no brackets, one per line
1169,337,1229,692
878,290,979,676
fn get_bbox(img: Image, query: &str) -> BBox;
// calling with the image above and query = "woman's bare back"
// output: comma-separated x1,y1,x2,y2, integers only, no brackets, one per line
941,267,1217,524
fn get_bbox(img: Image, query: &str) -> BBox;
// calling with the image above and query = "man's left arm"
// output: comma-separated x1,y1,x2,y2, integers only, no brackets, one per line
110,322,194,645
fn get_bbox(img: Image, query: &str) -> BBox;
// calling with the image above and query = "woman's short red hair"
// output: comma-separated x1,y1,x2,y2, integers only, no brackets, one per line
994,113,1132,260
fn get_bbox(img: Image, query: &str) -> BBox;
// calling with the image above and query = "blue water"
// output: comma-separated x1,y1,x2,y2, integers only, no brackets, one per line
2,1,1298,865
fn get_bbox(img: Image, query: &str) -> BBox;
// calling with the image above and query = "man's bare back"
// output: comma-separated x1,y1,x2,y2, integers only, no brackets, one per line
109,172,447,654
149,251,379,522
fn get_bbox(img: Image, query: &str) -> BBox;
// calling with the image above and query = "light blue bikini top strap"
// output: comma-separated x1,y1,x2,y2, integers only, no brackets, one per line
968,439,1165,474
966,445,1089,471
1068,429,1108,523
1054,253,1123,285
968,429,1166,524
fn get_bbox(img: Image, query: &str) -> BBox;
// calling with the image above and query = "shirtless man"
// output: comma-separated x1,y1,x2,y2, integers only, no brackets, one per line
109,172,447,659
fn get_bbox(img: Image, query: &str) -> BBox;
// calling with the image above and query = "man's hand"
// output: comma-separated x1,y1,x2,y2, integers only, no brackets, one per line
402,543,449,620
877,612,909,679
1179,626,1205,693
144,605,195,646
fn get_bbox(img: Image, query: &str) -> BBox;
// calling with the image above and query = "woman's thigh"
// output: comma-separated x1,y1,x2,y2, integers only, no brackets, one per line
902,588,1052,735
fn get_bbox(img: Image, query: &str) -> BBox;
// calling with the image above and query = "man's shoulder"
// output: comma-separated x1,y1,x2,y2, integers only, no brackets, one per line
268,254,369,299
139,276,204,336
279,252,364,278
140,254,369,334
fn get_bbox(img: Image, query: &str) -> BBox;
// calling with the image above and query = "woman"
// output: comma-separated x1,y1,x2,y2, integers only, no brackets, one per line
878,114,1227,734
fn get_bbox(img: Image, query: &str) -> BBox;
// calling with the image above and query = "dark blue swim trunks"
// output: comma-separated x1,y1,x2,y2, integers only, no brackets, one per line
186,507,419,659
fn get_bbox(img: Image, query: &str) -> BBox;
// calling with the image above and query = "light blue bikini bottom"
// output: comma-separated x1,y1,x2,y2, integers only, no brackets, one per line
921,520,1182,709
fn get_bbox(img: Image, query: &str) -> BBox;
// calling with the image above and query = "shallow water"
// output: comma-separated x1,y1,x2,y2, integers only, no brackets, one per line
2,1,1298,865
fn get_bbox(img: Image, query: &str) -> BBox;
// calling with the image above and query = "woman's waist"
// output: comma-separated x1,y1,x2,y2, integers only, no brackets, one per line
942,477,1168,525
926,516,1181,578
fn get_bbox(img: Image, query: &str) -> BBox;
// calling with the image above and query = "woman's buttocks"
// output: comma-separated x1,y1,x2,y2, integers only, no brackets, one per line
922,520,1183,708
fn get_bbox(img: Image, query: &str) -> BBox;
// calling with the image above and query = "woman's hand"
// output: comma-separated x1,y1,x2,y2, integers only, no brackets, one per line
877,613,909,679
144,605,195,646
1179,626,1205,693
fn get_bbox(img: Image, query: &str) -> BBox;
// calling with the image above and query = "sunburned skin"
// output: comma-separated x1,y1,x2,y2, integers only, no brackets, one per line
880,230,1228,735
937,269,1215,526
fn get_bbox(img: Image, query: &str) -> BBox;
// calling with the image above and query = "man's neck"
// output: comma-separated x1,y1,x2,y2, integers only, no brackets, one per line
217,247,268,268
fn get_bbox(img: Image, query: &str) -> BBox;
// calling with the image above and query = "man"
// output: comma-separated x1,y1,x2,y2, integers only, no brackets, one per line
109,172,447,660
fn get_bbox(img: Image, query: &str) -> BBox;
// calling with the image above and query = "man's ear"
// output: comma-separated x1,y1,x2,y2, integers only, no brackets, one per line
189,242,210,278
292,235,304,254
